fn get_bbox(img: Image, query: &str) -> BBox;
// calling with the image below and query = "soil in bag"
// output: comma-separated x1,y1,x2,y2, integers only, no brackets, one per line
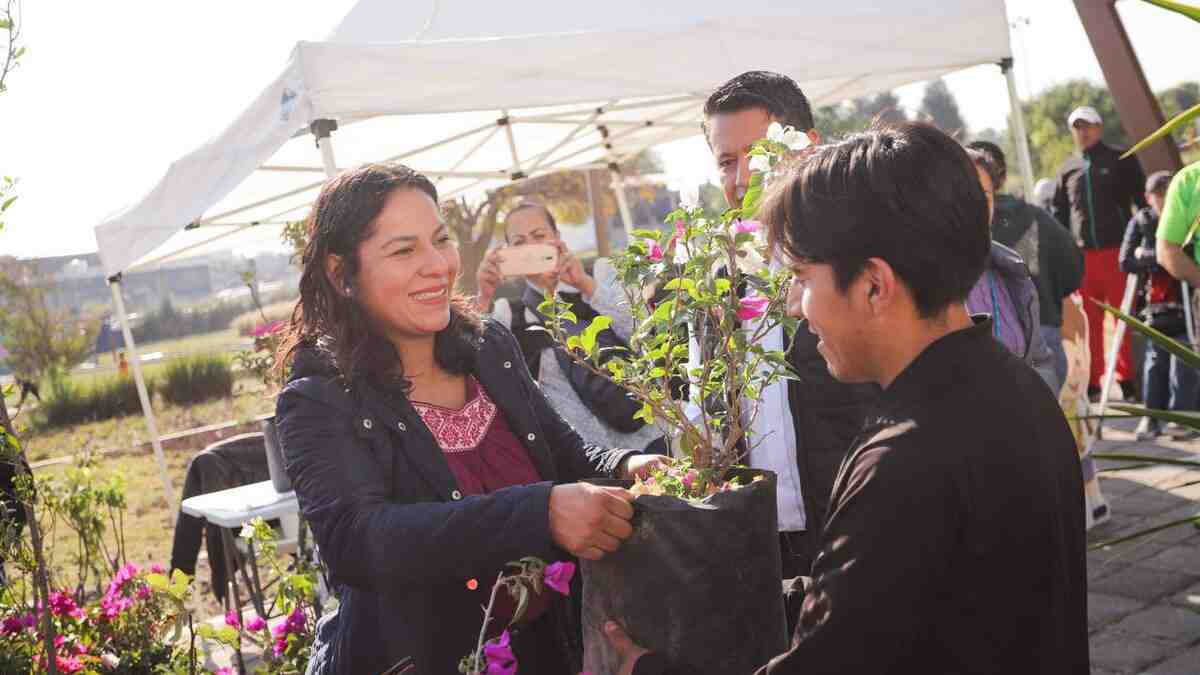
582,468,787,675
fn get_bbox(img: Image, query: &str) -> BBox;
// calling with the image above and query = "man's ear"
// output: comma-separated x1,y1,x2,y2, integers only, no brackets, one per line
806,128,821,146
862,258,899,316
324,253,347,295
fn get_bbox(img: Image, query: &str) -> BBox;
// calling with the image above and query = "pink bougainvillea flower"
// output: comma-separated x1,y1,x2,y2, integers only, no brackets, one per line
681,469,699,489
737,294,770,321
675,220,686,238
733,219,762,234
647,240,664,262
150,563,165,574
252,320,286,338
214,667,235,675
21,613,36,628
273,636,289,658
543,561,576,595
484,630,517,675
245,615,267,632
49,591,84,620
1,616,24,635
56,655,84,674
224,610,242,630
286,606,307,634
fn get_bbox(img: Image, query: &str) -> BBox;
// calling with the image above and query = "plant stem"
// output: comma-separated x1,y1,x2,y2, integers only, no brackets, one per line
471,571,507,674
1089,513,1200,550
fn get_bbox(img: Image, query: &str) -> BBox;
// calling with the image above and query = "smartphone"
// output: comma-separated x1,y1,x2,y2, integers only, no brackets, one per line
498,244,558,276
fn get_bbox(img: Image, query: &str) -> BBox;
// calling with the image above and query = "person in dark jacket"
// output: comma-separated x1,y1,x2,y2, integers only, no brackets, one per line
702,71,878,578
964,148,1058,391
605,123,1088,675
1119,170,1198,440
273,163,666,675
968,140,1085,390
1052,105,1148,400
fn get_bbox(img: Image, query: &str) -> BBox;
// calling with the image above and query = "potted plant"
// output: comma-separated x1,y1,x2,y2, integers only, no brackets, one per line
537,124,809,674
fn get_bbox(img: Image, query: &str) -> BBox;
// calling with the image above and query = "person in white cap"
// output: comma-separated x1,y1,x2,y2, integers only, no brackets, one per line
1051,104,1148,402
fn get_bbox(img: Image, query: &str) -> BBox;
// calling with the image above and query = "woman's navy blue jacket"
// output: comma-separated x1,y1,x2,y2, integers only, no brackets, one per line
276,318,638,674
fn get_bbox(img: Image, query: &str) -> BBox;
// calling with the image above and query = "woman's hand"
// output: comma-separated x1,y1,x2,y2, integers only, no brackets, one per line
620,454,671,481
476,248,505,310
605,621,651,675
548,483,634,560
555,241,596,298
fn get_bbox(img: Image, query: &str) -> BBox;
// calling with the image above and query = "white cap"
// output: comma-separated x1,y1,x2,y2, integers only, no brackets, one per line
1067,106,1102,126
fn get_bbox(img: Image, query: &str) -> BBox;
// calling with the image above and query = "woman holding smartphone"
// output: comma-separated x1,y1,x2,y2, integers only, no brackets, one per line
274,167,664,674
476,202,668,453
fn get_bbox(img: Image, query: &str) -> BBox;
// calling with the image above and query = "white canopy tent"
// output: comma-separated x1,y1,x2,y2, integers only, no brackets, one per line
94,0,1027,509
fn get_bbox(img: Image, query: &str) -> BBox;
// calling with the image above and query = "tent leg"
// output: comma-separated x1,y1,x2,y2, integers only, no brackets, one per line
1001,58,1037,200
312,119,340,178
609,163,636,246
108,276,176,514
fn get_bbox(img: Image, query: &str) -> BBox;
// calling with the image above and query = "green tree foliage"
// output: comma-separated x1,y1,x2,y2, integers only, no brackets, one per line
1018,79,1131,179
814,91,908,142
918,79,968,138
0,264,96,383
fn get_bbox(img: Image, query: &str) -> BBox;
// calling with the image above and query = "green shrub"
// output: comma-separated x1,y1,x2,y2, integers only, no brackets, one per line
159,354,234,406
41,373,151,428
232,300,295,336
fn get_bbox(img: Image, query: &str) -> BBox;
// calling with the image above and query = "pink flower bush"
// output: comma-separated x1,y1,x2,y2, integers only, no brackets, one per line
271,606,308,657
246,615,267,632
252,320,286,338
647,240,664,262
543,561,576,595
733,219,762,234
49,591,84,620
483,630,517,675
224,610,242,629
737,294,770,321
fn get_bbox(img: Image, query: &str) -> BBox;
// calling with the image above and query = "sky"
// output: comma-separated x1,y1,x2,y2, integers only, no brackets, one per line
1,0,1198,260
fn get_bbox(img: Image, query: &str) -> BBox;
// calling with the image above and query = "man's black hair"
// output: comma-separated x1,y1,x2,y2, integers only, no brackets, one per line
1146,170,1173,195
764,122,991,318
966,140,1007,188
702,70,815,140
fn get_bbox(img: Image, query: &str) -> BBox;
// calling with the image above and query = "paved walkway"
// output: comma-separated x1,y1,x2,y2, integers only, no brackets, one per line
1088,416,1200,674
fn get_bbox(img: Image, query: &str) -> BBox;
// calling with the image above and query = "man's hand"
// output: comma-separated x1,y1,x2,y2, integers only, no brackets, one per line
619,454,671,481
605,621,650,675
555,240,596,297
476,248,506,310
548,483,635,560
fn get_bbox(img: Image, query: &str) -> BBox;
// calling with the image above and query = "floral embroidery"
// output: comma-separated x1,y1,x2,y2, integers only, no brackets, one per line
413,378,498,452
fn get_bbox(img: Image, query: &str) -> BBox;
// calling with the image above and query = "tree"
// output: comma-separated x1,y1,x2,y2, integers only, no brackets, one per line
918,79,968,138
1158,81,1200,146
0,262,96,384
814,91,907,142
1018,79,1130,179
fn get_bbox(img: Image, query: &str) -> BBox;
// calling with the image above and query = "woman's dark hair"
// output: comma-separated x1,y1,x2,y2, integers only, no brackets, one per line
275,162,482,389
763,122,990,318
965,139,1007,188
502,200,558,242
965,147,998,187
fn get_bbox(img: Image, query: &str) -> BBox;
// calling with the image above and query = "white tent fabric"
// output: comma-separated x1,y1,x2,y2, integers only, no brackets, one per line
95,0,1012,278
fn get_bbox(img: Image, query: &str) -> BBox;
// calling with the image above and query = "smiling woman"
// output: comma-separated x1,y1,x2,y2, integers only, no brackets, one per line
270,162,667,675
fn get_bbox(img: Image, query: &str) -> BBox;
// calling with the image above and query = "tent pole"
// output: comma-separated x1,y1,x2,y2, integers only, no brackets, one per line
312,119,340,178
108,275,176,513
500,109,524,179
1001,58,1037,199
598,124,636,244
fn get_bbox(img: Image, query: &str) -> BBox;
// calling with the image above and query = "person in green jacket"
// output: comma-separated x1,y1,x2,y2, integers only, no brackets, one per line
969,140,1085,392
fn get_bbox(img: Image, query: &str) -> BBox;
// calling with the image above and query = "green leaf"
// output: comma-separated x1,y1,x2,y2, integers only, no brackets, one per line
1139,0,1200,23
509,584,530,626
1108,405,1200,432
633,402,654,424
1121,102,1200,159
146,573,170,592
0,19,10,29
632,228,662,240
1099,301,1200,371
740,171,765,217
1,195,16,213
580,316,613,357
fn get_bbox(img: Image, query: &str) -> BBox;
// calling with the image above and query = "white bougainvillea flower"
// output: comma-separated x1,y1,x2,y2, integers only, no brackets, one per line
767,121,812,151
748,153,771,174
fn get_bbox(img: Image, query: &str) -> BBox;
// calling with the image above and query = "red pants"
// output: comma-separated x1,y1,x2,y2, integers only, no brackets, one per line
1083,246,1133,387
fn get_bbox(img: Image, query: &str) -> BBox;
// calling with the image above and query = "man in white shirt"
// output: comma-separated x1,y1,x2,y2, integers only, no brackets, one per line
701,71,879,577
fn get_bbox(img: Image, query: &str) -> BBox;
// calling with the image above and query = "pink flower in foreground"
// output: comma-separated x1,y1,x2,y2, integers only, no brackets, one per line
214,668,235,675
737,294,770,321
1,616,24,635
543,561,576,595
56,655,84,673
733,219,762,234
273,635,289,658
675,220,687,238
484,630,517,675
647,240,664,262
224,610,242,630
245,615,267,632
150,563,165,574
49,591,84,620
681,469,699,489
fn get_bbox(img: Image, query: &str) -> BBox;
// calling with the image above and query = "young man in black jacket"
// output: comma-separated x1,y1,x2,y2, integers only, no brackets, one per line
606,122,1088,675
701,71,878,578
1052,105,1147,400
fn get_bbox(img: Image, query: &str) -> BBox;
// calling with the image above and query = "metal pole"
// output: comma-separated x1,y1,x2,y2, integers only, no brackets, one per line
108,276,176,513
312,119,339,178
1090,273,1138,443
1184,281,1197,350
597,124,636,244
1001,58,1037,200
